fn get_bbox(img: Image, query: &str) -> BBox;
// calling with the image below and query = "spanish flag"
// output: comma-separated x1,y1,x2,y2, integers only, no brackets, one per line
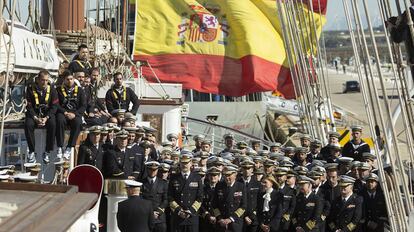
132,0,327,98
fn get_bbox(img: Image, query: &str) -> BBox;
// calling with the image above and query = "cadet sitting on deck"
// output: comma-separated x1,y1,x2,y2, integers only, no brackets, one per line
105,72,140,116
25,70,59,163
68,44,92,74
56,70,87,162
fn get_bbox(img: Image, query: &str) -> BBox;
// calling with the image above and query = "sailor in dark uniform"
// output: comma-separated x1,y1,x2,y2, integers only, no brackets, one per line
293,147,311,167
124,126,140,155
219,133,235,154
197,151,209,169
137,140,154,180
141,161,169,232
361,173,388,232
342,126,371,162
24,70,59,163
292,176,323,232
308,139,323,162
300,134,312,152
104,130,141,179
320,163,342,206
327,175,363,232
308,170,331,232
275,167,296,231
254,167,265,182
263,159,276,177
269,142,282,153
211,165,247,232
77,126,104,172
238,160,261,232
68,44,92,74
167,133,181,151
257,175,283,232
250,140,261,152
101,123,117,151
56,70,86,161
362,152,377,172
168,153,203,232
283,146,295,159
200,166,221,232
192,135,205,153
200,140,213,156
338,157,354,176
320,131,341,158
105,72,139,116
117,180,155,232
350,162,365,195
82,73,109,126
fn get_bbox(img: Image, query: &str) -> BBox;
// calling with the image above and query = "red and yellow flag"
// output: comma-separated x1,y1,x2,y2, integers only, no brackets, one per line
132,0,327,98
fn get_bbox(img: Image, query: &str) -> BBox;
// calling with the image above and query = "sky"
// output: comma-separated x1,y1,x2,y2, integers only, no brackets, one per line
324,0,403,31
6,0,409,32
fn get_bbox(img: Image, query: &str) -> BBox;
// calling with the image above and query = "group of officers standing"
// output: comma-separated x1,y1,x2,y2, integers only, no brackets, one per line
80,122,388,232
23,44,388,232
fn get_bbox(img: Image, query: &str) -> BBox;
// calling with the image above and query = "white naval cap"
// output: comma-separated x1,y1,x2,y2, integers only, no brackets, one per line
124,179,143,188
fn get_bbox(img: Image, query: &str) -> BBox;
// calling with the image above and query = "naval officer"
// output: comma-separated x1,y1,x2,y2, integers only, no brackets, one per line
117,180,155,232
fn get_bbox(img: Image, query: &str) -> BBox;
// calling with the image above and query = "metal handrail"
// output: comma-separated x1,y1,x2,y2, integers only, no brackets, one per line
183,116,272,152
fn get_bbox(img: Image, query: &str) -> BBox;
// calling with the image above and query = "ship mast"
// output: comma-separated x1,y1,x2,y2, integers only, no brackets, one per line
277,0,414,230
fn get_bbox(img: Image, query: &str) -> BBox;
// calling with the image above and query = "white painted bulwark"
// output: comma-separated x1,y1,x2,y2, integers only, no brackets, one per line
7,21,60,75
97,80,183,100
137,105,182,142
0,34,14,73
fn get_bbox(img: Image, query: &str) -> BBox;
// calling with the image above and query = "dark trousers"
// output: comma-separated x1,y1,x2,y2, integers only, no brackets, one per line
85,115,109,126
153,222,167,232
98,193,107,232
243,224,258,232
25,115,56,153
56,113,82,147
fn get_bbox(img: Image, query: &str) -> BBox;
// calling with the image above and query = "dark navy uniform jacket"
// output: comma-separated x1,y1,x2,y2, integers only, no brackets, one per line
361,188,388,232
237,177,261,226
257,189,284,231
292,191,323,232
26,84,59,118
279,184,297,230
103,147,141,179
342,140,370,162
168,172,203,231
327,193,363,232
141,177,169,224
77,140,104,172
212,181,247,232
117,196,154,232
105,86,139,115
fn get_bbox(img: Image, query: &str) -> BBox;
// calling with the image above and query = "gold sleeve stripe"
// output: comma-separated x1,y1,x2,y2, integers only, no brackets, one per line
234,208,245,217
191,201,201,212
306,220,316,230
283,214,290,221
113,172,124,176
347,223,356,231
213,208,221,217
157,207,165,213
169,201,179,211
